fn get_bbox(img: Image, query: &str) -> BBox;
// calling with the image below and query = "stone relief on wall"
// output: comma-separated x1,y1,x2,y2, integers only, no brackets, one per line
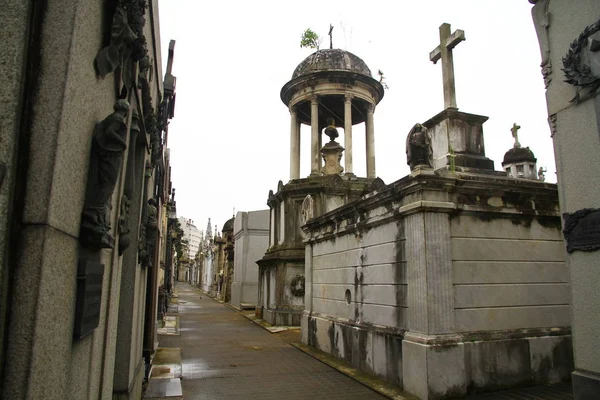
80,100,130,249
301,195,314,225
562,18,600,103
406,123,432,170
118,194,131,255
144,197,159,268
531,0,552,88
95,2,149,87
563,208,600,253
290,274,305,297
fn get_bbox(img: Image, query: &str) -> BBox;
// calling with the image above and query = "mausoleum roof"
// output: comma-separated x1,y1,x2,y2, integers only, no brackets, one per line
502,146,537,166
292,49,373,79
222,217,234,232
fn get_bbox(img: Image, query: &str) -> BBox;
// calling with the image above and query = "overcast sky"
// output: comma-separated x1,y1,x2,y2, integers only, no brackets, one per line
157,0,552,236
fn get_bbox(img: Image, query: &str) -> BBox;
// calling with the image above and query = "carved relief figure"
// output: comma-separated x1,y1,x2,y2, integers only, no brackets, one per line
80,100,130,249
145,197,159,267
301,195,314,225
406,123,432,170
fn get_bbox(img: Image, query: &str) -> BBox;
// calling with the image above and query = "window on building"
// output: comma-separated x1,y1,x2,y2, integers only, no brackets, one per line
506,167,511,173
517,165,524,176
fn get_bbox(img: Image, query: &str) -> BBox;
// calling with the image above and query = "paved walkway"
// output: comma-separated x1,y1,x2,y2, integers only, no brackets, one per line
159,283,573,400
159,283,385,400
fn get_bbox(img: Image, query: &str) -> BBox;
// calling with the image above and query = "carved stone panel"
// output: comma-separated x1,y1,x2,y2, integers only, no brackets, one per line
563,208,600,252
73,259,104,339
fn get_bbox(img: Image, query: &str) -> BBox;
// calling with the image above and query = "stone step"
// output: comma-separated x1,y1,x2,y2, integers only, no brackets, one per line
143,378,182,400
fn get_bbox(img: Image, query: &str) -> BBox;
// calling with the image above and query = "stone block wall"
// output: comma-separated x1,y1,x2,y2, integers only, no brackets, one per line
303,171,572,399
451,216,569,332
231,210,269,309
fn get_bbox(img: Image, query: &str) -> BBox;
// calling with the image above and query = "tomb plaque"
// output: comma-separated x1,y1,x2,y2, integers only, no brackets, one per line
563,208,600,253
73,259,104,339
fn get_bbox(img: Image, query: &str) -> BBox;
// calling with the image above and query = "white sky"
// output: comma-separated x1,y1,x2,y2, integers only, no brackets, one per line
157,0,553,235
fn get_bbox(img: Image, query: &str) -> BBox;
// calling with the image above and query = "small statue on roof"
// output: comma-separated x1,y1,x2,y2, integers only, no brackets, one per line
406,123,433,170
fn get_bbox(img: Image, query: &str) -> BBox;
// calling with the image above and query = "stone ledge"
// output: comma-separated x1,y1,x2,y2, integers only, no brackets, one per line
291,342,417,400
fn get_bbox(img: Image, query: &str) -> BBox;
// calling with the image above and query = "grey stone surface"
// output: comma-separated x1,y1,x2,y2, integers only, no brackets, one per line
1,1,167,399
2,226,78,400
426,343,466,399
455,305,570,331
231,210,269,309
454,283,569,308
530,2,600,387
466,339,532,392
529,335,574,385
0,0,32,384
303,169,568,396
402,340,428,399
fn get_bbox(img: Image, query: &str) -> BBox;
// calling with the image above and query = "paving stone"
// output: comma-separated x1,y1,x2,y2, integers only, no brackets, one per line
165,283,384,399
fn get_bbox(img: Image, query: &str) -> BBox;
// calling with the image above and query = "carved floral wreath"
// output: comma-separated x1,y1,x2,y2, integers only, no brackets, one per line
290,275,305,297
562,18,600,103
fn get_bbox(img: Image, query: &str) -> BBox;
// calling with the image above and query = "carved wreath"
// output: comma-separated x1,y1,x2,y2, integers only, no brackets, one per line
562,18,600,102
290,274,305,297
562,208,600,252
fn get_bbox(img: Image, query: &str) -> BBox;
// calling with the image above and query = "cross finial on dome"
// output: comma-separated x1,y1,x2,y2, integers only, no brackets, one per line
329,24,334,49
511,123,521,148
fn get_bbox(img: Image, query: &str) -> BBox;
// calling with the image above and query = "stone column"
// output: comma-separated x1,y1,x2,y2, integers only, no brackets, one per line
403,209,464,399
289,107,300,180
365,103,376,178
310,96,319,175
344,95,354,175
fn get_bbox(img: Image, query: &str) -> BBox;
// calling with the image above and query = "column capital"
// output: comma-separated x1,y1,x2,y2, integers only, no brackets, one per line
310,95,319,105
366,103,376,114
344,94,354,103
289,106,297,115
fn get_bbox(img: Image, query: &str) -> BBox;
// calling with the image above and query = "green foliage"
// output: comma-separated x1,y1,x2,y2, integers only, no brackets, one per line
300,28,320,49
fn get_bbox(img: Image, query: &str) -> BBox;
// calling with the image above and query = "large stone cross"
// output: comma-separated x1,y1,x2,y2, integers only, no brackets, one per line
429,23,465,110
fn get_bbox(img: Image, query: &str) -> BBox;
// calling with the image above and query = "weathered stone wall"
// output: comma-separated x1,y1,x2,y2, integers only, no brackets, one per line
451,215,569,331
231,210,269,309
310,218,407,328
0,1,166,399
303,171,572,399
530,1,600,397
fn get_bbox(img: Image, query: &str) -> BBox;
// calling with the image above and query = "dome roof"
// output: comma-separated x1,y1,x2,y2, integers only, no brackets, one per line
222,217,235,232
502,146,537,166
292,49,373,79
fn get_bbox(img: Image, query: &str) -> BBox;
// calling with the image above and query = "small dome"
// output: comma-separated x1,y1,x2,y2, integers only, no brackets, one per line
222,217,234,232
292,49,372,79
502,146,537,166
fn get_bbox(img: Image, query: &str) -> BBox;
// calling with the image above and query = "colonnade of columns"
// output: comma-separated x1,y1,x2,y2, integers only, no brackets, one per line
288,95,376,180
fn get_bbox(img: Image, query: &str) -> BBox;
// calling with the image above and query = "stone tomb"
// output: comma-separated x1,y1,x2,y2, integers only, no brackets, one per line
300,23,572,399
257,48,386,326
230,210,269,310
302,170,571,399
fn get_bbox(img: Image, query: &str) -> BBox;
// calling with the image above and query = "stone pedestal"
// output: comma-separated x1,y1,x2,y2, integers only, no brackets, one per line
320,141,344,175
423,108,494,172
258,175,383,326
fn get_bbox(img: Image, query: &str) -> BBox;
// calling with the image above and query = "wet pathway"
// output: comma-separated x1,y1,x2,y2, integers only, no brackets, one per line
159,283,385,400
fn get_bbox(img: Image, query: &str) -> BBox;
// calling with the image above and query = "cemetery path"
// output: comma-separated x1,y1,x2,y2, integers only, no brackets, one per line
156,283,574,400
161,282,386,400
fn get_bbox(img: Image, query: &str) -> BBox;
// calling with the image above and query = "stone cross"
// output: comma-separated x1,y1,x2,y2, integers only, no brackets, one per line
511,123,521,148
429,23,465,110
328,24,334,49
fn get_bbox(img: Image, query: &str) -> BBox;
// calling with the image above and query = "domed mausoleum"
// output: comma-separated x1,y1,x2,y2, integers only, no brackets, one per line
502,123,539,180
257,48,386,326
280,48,384,178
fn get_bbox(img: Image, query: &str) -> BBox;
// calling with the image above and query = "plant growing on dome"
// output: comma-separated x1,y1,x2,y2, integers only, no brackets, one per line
300,28,321,50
